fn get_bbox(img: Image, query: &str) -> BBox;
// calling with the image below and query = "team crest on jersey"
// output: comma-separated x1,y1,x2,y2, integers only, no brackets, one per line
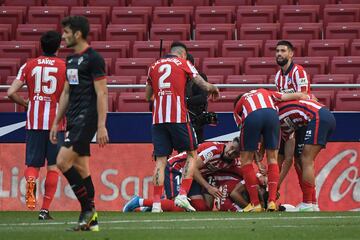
204,151,214,161
287,77,292,84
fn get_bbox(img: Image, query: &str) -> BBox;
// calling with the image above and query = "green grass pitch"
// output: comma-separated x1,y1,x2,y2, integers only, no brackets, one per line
0,211,359,240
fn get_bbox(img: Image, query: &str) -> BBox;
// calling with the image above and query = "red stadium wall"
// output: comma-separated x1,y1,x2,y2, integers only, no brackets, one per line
0,142,359,211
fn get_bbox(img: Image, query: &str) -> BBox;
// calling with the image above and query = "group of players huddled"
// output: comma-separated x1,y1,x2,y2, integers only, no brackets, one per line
123,40,335,213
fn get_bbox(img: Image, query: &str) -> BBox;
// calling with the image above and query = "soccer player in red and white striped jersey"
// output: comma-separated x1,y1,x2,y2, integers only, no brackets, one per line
145,42,219,212
7,31,66,220
233,89,308,212
276,99,336,211
274,40,311,94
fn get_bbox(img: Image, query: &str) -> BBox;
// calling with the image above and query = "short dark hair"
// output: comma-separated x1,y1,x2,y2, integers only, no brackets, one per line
40,31,61,55
187,53,194,65
276,40,294,51
234,93,244,108
61,15,89,39
170,41,188,52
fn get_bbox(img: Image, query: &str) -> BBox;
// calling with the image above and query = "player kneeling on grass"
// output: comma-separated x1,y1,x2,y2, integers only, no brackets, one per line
123,139,241,212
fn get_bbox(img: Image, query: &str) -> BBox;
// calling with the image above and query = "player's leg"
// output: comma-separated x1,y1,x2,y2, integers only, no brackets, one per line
239,111,262,212
24,130,47,210
151,124,173,212
170,123,198,212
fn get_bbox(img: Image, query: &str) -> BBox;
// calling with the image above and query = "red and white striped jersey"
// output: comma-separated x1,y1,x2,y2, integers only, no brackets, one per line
277,99,324,140
167,142,242,176
16,56,66,130
233,89,283,127
147,55,199,124
274,62,311,94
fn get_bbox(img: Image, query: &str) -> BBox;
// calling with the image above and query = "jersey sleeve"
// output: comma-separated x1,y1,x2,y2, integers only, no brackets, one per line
270,91,284,102
182,60,199,78
90,52,106,81
15,63,28,83
294,68,310,93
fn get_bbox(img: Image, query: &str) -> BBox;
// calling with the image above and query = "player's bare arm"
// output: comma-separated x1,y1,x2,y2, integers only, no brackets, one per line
7,79,28,108
192,74,220,100
50,82,70,144
281,92,309,102
145,84,153,102
94,78,109,148
278,137,296,189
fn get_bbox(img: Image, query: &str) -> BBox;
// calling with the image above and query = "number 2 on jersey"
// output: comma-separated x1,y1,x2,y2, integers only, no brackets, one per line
31,66,58,94
158,64,171,89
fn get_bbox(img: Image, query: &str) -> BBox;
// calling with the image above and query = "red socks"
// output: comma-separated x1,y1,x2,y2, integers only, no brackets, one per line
179,178,193,196
241,164,260,205
24,167,39,180
267,163,280,202
143,199,183,212
302,180,315,203
41,170,59,210
153,185,164,203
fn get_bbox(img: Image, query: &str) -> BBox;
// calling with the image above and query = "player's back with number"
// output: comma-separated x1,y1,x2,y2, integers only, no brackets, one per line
17,56,66,130
148,56,198,123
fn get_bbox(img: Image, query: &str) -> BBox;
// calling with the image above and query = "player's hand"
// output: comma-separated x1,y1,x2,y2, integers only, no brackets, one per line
209,86,220,101
207,186,222,199
49,124,58,144
97,126,109,148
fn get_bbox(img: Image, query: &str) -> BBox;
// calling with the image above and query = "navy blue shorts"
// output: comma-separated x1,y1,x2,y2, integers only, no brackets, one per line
164,164,202,199
152,123,198,157
240,108,280,151
25,130,64,167
303,107,336,146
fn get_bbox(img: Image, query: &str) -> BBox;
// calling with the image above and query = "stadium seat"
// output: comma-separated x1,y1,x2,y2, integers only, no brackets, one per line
264,39,306,57
356,75,360,84
195,24,235,43
87,0,126,6
57,41,73,59
3,0,42,6
0,93,17,112
103,58,112,75
236,5,277,24
70,7,110,35
331,56,360,78
335,90,360,111
308,39,348,57
323,5,360,25
244,57,278,75
239,23,280,40
207,91,241,112
351,39,360,56
195,6,235,24
16,24,57,41
129,0,169,6
293,57,328,76
298,0,336,14
0,41,38,65
172,0,210,6
106,24,147,42
0,6,26,37
207,75,224,84
202,57,244,77
311,90,335,110
111,7,151,26
312,74,354,91
255,0,294,5
225,74,267,91
213,0,251,5
92,41,129,70
153,6,193,24
150,24,191,41
46,0,84,6
88,24,102,41
282,23,323,41
107,76,137,94
117,92,150,112
114,58,155,80
326,22,360,40
0,58,21,84
221,40,263,58
27,6,68,30
6,75,16,85
338,0,360,3
0,24,12,41
132,40,171,58
107,92,117,112
181,40,218,58
279,5,319,24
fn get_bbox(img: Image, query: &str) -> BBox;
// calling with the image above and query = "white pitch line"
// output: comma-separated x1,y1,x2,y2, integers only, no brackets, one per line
0,215,359,227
